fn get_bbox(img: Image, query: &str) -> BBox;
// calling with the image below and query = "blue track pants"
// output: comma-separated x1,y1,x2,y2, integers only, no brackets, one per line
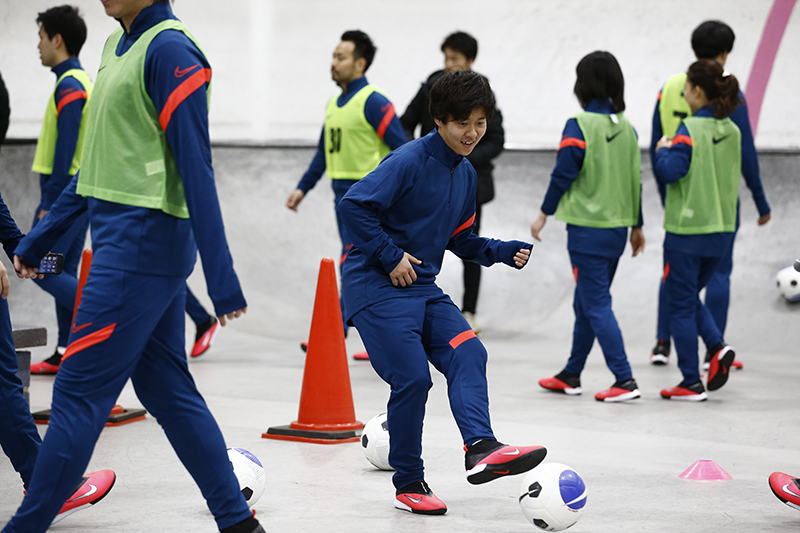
31,209,88,347
3,266,250,533
663,249,724,385
563,252,633,382
0,299,41,491
352,290,495,489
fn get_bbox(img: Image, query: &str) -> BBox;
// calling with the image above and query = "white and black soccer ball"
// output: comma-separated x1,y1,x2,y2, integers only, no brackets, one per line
519,462,587,531
227,447,266,507
360,413,393,471
776,265,800,302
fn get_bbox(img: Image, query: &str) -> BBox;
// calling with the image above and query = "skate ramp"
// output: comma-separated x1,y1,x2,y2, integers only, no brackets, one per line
1,144,798,358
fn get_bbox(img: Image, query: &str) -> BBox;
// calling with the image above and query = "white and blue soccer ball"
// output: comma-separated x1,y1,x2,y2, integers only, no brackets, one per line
519,462,587,531
360,413,393,471
776,265,800,302
227,447,266,507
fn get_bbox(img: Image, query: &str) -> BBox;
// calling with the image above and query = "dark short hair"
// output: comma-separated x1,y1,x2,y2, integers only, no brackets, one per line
691,20,735,59
686,60,741,118
36,5,87,57
573,51,626,112
340,30,376,72
441,31,478,61
429,70,494,123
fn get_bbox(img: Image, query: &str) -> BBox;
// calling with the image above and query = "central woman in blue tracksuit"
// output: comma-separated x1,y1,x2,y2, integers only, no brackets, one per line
338,71,546,516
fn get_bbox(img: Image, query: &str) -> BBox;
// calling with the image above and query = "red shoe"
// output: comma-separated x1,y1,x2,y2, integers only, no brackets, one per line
707,345,735,391
394,480,447,515
538,371,581,396
660,382,707,401
731,359,743,370
31,360,60,374
191,318,219,357
52,469,116,525
769,472,800,511
465,441,547,485
595,379,640,402
352,351,369,360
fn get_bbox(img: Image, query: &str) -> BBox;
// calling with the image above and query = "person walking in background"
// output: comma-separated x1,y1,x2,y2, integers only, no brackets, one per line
0,76,115,523
400,31,504,335
653,60,740,401
6,1,259,531
186,283,219,357
28,5,92,375
285,30,406,360
648,20,770,369
531,51,644,403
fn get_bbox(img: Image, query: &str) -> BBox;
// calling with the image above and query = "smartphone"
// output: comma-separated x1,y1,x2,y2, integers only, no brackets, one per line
38,252,64,275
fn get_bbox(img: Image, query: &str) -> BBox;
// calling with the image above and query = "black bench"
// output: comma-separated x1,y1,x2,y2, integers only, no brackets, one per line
12,326,47,405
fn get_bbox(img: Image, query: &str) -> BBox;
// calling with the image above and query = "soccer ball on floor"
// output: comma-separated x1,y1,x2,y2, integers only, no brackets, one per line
776,265,800,302
360,412,393,471
227,447,266,507
519,462,587,531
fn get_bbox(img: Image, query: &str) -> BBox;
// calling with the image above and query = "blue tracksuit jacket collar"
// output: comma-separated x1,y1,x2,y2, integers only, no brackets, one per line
52,57,82,78
116,1,177,54
584,98,616,114
422,128,464,170
693,105,717,118
337,77,369,106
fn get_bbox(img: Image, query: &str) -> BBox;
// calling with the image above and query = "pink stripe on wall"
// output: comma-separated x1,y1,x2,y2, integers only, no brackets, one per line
745,0,797,138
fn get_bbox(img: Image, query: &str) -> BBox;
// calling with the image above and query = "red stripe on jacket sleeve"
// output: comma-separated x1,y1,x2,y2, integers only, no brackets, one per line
56,90,88,116
451,213,476,239
159,68,212,131
558,137,586,150
671,134,693,147
376,103,396,140
61,323,116,362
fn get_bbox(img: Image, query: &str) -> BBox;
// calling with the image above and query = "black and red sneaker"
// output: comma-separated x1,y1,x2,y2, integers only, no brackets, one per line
660,381,707,401
31,348,63,375
52,469,116,525
595,378,640,402
464,440,547,485
394,480,447,515
769,472,800,511
650,339,670,365
707,345,735,391
538,371,581,396
191,317,219,358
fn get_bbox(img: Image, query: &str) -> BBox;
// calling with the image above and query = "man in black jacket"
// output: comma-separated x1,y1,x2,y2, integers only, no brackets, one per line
400,31,504,335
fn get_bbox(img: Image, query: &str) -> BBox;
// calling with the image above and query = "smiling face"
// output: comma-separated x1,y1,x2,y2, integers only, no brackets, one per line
434,108,487,156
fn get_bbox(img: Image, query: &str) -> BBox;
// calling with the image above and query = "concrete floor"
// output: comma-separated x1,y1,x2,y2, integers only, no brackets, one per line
1,144,799,532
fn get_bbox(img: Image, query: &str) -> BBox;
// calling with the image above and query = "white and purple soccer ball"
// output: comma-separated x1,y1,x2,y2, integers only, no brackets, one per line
519,462,587,531
227,447,266,507
360,413,393,471
776,265,800,303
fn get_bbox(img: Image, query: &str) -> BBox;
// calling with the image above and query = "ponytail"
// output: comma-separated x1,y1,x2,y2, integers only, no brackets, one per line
686,60,741,118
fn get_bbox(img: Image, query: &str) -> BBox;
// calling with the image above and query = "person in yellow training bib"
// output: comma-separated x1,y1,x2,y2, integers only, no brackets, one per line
648,21,770,369
29,5,92,375
285,30,406,359
653,60,741,401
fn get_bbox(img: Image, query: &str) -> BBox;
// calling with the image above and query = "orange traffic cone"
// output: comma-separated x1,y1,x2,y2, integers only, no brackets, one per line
263,257,363,444
33,249,147,427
